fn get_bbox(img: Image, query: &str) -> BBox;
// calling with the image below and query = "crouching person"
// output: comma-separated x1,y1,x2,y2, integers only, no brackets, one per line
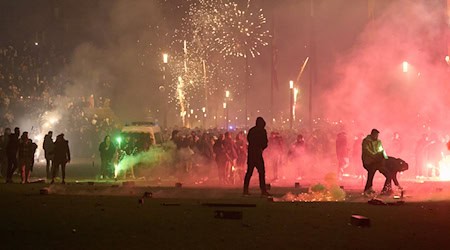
379,157,408,195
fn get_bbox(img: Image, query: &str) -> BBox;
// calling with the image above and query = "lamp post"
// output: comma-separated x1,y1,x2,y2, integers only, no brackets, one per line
225,90,230,130
223,102,228,130
289,80,294,129
202,107,206,128
162,53,169,128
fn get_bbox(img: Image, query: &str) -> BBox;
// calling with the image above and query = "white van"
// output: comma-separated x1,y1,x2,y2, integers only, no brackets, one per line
120,122,164,151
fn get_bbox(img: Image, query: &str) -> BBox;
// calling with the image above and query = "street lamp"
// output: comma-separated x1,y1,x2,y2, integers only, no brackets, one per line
402,61,408,73
225,90,230,128
223,102,228,130
162,53,169,128
202,107,206,128
289,80,294,129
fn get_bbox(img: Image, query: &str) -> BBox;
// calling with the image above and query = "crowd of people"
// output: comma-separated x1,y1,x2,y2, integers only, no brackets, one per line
0,40,120,159
0,127,70,184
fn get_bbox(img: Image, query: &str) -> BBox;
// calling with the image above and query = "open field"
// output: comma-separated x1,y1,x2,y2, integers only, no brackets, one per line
2,163,450,250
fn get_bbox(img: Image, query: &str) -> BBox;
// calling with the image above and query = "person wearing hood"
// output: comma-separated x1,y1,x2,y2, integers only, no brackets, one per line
243,117,270,196
51,134,70,184
362,129,388,195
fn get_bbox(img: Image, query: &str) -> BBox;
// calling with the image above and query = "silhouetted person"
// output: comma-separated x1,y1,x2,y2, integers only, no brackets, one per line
171,130,182,149
266,132,283,182
243,117,270,196
51,134,70,184
200,133,214,162
30,139,37,173
362,129,387,195
214,134,229,184
224,132,237,183
288,134,306,180
0,127,11,177
18,132,33,183
43,131,54,179
99,135,116,179
235,132,247,181
6,127,20,183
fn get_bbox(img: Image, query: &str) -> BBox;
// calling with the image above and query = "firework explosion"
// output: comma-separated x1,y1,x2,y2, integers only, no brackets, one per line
153,0,270,126
186,0,269,59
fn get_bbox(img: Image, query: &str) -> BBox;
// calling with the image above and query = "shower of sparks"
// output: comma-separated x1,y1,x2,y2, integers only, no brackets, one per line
156,0,269,122
185,0,269,59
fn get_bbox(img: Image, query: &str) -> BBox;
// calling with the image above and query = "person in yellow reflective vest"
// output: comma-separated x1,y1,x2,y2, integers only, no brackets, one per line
362,129,388,195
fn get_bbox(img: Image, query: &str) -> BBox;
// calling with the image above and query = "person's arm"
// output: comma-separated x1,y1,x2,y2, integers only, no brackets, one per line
262,130,268,150
66,142,71,163
363,140,377,155
379,141,388,159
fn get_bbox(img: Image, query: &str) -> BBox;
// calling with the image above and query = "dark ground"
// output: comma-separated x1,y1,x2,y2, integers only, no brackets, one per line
1,162,450,250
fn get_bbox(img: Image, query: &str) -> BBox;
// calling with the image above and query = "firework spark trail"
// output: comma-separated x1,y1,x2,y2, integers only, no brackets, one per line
177,76,187,126
165,0,269,122
296,57,309,84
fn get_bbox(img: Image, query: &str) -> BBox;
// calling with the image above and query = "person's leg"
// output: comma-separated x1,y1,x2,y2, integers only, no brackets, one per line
20,162,26,184
364,165,376,192
216,161,222,183
51,161,59,183
100,160,106,179
243,162,255,194
256,158,267,194
0,157,7,178
61,162,66,183
46,158,50,179
6,157,12,182
25,162,31,183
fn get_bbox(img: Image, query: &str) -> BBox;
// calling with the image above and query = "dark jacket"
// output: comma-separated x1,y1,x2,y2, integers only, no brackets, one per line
18,139,33,162
213,139,229,163
54,137,70,163
247,118,268,160
43,134,54,158
99,141,116,161
6,133,20,157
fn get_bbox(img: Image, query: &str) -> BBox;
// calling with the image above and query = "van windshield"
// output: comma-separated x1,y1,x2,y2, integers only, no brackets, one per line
122,132,153,152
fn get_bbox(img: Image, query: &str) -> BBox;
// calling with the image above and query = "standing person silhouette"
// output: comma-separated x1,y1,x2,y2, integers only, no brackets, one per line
243,117,271,196
51,134,70,184
43,131,54,180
